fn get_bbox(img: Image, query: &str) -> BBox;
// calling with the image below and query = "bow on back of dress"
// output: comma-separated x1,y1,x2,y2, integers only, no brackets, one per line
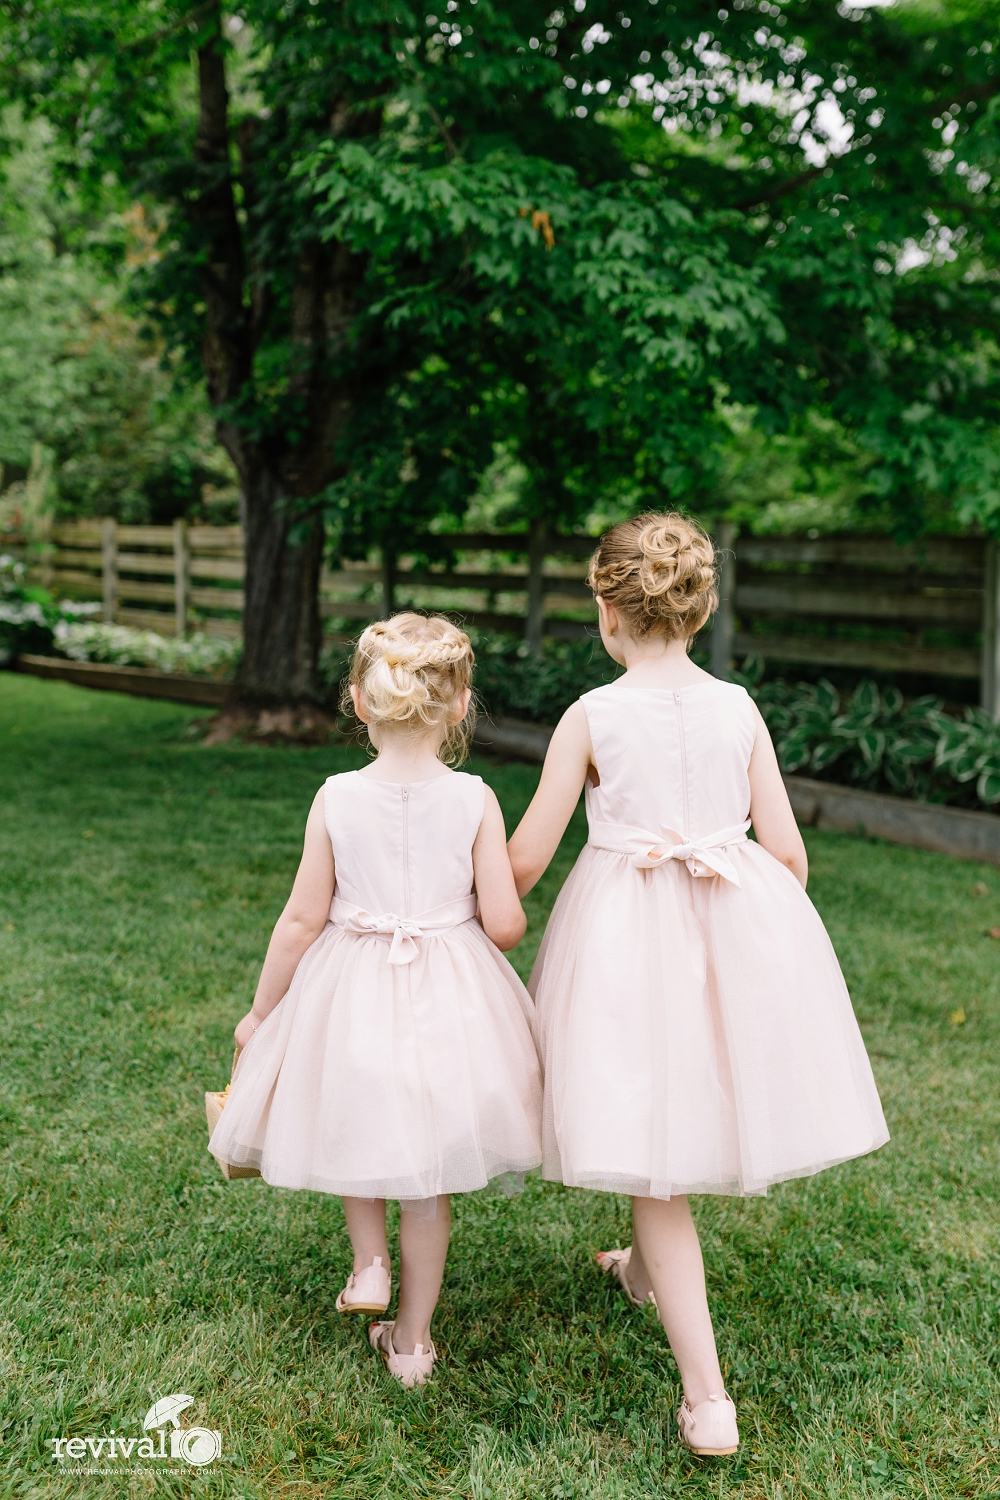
329,895,479,964
588,820,751,885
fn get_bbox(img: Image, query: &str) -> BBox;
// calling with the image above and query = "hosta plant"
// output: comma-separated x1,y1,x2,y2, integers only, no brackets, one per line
933,708,1000,807
731,658,1000,812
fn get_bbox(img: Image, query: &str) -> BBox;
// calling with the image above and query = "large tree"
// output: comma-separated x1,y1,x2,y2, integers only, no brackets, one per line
305,0,1000,537
1,0,997,703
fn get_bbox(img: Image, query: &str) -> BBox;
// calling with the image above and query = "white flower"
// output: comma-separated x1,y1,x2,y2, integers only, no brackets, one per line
53,622,240,677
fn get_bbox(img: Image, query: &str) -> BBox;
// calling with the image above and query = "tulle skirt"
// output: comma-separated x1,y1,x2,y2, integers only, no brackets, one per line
209,920,543,1201
530,842,889,1200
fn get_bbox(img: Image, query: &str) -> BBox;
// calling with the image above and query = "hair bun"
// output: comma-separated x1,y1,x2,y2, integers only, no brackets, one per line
343,613,476,765
588,512,718,641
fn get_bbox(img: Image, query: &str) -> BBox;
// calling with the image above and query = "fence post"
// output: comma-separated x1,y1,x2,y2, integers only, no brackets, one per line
38,512,53,591
526,517,546,657
381,547,396,617
710,519,736,679
173,520,189,638
101,518,117,625
981,539,1000,721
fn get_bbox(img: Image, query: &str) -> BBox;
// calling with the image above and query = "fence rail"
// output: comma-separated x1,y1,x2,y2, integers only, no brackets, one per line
3,518,999,715
709,524,993,702
7,519,600,644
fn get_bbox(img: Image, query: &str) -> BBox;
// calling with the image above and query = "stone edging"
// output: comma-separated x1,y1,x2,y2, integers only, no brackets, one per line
783,775,1000,866
10,658,999,866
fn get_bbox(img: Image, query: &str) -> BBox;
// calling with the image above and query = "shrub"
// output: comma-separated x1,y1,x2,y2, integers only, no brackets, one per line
0,554,98,665
53,622,241,678
467,632,618,724
732,658,1000,812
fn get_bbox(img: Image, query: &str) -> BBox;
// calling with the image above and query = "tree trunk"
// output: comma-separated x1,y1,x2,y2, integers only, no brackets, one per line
238,468,325,704
192,8,363,710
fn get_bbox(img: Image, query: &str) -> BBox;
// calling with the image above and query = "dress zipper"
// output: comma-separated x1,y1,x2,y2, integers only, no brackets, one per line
674,691,690,837
401,786,410,916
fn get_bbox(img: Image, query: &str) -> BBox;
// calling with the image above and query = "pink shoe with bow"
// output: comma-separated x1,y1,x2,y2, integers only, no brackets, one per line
368,1321,437,1387
677,1392,739,1456
335,1256,391,1315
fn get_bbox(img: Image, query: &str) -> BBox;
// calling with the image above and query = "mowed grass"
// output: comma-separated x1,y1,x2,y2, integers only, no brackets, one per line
2,674,1000,1499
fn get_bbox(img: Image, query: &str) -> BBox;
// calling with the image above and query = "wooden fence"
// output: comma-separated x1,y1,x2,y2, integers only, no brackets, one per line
709,525,996,708
7,519,597,645
4,518,999,715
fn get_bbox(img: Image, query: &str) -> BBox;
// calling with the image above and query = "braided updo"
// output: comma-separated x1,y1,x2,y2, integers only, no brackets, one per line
343,613,476,764
587,512,718,642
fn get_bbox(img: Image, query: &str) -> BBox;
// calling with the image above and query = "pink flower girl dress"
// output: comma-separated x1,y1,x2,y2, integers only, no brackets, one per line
210,770,542,1201
531,678,889,1199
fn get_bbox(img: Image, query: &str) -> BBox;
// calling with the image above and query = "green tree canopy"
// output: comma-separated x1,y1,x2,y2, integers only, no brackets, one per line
0,107,231,527
1,0,997,702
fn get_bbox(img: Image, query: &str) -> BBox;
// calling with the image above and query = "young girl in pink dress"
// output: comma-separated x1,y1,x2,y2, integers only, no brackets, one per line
210,614,542,1387
508,514,888,1457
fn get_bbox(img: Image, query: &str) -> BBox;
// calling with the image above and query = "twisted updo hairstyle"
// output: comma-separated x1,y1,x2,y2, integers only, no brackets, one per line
343,613,476,764
587,512,718,641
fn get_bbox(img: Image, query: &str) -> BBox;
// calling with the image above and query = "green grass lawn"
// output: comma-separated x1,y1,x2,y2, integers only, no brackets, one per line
2,673,1000,1499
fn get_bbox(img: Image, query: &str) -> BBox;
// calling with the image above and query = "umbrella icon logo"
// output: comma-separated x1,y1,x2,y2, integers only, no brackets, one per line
143,1394,194,1430
143,1393,222,1467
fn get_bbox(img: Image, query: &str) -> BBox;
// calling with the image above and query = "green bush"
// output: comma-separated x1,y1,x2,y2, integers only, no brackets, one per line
735,660,1000,812
53,621,241,678
0,553,97,665
467,632,619,724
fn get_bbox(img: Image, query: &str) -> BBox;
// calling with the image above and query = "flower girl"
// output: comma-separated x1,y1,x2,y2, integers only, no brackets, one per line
210,614,542,1386
508,514,888,1456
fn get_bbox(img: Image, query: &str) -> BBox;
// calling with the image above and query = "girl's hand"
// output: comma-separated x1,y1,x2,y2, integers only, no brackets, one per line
234,1011,259,1050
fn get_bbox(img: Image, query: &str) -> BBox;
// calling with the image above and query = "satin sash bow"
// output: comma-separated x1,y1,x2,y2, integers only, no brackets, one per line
588,820,751,885
329,894,478,965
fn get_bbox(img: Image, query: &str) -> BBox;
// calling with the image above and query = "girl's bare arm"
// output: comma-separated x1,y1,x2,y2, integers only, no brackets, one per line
507,702,593,897
747,704,808,887
472,786,527,950
234,789,335,1047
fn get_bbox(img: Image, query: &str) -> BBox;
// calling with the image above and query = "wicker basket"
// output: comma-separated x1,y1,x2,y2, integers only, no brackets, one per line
206,1049,262,1181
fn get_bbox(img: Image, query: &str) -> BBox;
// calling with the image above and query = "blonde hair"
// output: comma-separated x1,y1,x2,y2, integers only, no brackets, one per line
342,613,476,764
587,512,718,641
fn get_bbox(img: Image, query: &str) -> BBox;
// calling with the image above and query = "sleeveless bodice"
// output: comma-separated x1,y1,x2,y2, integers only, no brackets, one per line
323,770,485,917
582,679,757,840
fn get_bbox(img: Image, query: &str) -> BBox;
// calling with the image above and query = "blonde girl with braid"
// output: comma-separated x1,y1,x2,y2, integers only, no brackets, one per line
212,614,541,1388
508,514,887,1457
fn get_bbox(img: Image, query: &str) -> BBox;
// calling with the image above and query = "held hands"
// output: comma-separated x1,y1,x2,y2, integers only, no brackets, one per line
234,1011,260,1050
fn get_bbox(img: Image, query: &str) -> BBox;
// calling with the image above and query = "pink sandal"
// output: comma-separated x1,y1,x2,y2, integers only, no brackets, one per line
677,1393,739,1456
368,1321,437,1387
596,1247,657,1310
335,1256,391,1315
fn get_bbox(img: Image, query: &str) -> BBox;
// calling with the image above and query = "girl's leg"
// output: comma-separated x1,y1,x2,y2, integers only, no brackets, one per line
629,1195,725,1407
342,1197,390,1273
392,1195,451,1356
